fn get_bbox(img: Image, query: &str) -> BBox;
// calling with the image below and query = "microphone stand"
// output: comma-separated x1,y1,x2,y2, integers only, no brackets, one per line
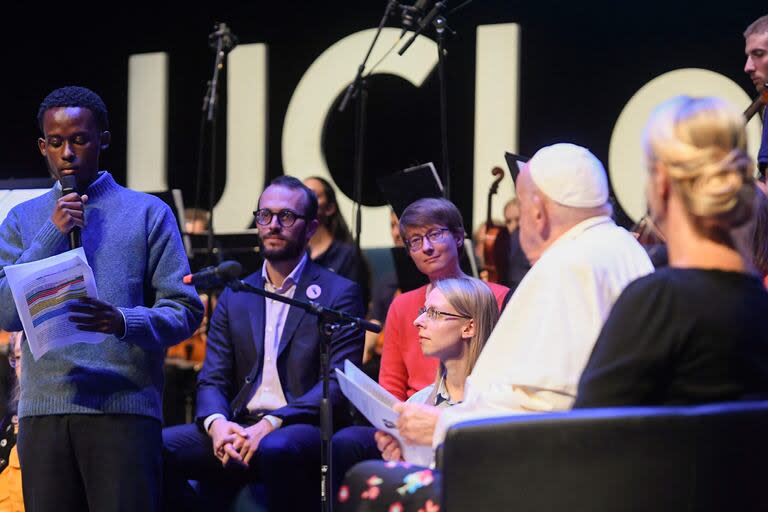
204,22,238,266
338,0,400,249
223,278,381,512
399,1,455,197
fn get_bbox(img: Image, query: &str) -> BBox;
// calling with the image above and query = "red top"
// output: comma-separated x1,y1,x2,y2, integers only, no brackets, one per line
379,281,509,401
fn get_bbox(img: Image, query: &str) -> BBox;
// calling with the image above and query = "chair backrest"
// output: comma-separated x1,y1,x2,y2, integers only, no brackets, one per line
362,247,395,281
440,402,768,512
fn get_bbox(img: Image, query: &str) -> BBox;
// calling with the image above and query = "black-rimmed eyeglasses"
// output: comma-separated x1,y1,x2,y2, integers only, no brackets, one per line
253,208,308,228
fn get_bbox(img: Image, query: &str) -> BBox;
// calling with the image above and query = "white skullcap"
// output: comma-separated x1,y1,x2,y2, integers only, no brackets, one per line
528,143,609,208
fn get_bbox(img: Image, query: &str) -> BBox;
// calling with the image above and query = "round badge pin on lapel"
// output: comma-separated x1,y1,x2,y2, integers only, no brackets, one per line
306,284,322,300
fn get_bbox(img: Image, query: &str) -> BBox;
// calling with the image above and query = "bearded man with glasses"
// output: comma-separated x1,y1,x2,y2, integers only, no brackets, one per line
163,176,365,512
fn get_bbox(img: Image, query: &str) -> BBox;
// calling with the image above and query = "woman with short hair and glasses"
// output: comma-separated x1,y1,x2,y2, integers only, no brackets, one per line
331,198,508,503
336,276,499,512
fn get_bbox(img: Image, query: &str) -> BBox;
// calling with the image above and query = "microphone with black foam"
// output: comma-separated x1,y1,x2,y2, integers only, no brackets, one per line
183,260,242,289
60,175,81,249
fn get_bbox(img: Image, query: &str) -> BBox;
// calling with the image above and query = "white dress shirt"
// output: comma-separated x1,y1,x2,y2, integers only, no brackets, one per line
433,216,654,445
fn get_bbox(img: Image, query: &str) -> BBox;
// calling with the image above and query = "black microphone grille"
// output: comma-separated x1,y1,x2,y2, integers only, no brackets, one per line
218,260,243,280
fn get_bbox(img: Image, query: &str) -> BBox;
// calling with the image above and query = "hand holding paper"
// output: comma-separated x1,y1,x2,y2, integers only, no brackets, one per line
3,247,107,360
393,402,440,446
336,360,434,466
68,296,125,337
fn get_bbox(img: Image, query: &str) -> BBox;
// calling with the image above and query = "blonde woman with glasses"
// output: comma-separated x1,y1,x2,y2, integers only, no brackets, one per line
575,96,768,407
337,276,499,512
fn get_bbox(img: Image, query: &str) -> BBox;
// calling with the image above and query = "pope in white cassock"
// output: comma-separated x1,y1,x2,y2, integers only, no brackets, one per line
390,143,655,450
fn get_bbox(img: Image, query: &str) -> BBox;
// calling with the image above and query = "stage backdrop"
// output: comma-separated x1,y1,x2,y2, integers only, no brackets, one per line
0,1,763,246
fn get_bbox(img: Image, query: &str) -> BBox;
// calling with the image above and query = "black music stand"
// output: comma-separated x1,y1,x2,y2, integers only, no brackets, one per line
504,152,530,185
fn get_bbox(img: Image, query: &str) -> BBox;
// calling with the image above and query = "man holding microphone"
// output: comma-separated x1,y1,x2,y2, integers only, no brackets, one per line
0,86,203,512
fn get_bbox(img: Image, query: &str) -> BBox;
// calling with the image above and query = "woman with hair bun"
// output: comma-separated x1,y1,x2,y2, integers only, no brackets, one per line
575,96,768,407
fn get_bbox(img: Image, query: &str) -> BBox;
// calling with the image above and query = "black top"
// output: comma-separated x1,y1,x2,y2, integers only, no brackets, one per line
575,267,768,408
311,240,362,281
370,271,399,323
311,240,371,311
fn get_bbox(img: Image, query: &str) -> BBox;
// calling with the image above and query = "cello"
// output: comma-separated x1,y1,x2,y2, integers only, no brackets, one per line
744,84,768,122
482,167,511,284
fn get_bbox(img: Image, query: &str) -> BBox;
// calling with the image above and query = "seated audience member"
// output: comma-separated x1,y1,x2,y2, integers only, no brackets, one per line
304,176,370,285
337,277,499,512
184,208,210,234
502,198,531,294
0,331,24,511
504,198,520,234
475,198,530,292
162,176,364,512
331,198,508,501
575,96,768,407
504,227,531,295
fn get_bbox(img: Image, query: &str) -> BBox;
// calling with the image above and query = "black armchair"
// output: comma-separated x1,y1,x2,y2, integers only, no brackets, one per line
440,401,768,511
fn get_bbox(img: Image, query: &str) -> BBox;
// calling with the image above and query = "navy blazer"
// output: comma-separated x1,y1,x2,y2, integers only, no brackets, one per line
195,260,364,427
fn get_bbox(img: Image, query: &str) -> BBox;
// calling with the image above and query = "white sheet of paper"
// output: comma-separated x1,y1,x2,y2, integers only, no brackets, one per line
4,247,107,360
336,360,433,465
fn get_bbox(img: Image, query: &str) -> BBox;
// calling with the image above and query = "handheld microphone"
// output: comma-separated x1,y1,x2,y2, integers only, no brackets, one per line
183,260,242,289
60,175,81,249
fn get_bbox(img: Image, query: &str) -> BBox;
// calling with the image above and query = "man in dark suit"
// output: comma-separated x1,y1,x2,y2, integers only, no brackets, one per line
163,176,365,511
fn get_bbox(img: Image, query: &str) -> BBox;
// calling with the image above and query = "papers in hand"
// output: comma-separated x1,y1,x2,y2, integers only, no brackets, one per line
4,247,107,360
336,360,433,466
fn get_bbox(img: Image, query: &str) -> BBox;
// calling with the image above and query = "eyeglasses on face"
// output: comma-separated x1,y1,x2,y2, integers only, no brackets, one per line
405,227,451,252
418,306,471,321
253,208,308,228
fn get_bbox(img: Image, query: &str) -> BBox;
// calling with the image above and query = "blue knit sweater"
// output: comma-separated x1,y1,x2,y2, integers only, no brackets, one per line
0,172,203,420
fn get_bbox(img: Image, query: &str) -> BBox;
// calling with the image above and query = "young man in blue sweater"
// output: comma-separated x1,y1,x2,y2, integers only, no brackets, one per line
0,86,203,511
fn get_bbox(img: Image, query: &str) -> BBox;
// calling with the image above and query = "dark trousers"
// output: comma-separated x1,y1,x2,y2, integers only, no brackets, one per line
17,414,162,512
163,422,322,512
331,426,380,505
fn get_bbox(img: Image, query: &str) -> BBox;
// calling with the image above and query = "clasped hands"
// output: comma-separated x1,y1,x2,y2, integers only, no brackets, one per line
375,402,441,462
209,418,275,468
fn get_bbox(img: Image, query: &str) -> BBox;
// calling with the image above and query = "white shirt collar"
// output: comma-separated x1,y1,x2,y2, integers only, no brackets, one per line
261,252,309,293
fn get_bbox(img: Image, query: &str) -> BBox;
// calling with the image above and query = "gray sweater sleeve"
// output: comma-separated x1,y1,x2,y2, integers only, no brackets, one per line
118,203,203,350
0,197,69,331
